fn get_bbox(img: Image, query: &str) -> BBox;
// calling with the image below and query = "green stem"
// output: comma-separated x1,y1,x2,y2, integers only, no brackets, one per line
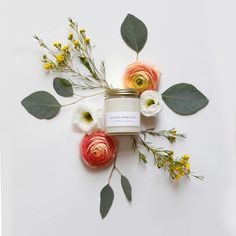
62,91,105,107
108,156,117,184
108,156,122,184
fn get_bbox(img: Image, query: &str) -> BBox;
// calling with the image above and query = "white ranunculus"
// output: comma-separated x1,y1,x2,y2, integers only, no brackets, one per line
140,90,163,117
72,102,103,133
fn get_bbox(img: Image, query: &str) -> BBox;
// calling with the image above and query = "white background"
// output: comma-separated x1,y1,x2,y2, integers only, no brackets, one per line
1,0,236,235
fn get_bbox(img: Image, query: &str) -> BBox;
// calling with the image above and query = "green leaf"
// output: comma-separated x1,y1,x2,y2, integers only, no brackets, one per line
121,14,148,53
21,91,61,119
121,175,132,202
162,83,209,115
100,184,114,219
53,77,74,97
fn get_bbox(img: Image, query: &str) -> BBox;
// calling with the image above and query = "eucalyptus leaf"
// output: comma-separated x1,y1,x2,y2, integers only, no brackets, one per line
53,77,74,97
121,14,148,53
100,184,114,219
121,175,132,201
162,83,209,115
21,91,61,119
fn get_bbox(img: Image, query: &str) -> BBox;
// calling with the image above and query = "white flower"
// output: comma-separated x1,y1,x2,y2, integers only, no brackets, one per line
140,90,163,117
72,102,103,133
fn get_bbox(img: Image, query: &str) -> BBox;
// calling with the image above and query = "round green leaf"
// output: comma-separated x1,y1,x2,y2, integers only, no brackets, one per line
21,91,61,119
100,184,114,219
162,83,209,115
121,14,148,53
121,175,132,202
53,77,74,97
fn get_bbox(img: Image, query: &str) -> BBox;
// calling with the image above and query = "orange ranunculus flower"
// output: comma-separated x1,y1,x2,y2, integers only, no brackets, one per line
80,131,117,168
123,61,161,94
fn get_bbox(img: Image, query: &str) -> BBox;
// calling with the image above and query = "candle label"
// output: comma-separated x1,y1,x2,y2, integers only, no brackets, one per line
105,112,140,127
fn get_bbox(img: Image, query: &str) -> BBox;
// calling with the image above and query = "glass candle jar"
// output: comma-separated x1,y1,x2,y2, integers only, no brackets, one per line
104,88,141,135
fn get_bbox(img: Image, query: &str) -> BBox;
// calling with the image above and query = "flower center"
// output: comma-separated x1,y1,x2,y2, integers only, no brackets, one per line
146,99,155,107
136,77,144,86
83,112,93,123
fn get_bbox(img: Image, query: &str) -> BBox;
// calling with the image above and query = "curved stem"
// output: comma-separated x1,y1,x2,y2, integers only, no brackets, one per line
115,167,122,176
107,155,123,184
108,155,117,184
62,91,105,107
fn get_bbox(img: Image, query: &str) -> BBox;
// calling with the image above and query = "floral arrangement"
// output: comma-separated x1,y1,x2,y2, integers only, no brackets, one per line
21,14,209,219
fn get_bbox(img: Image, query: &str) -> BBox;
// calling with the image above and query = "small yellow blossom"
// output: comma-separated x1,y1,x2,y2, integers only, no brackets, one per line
68,33,73,40
185,162,190,170
168,151,174,156
169,153,191,181
84,37,90,44
168,136,176,143
56,54,65,63
73,40,80,48
44,63,54,70
170,128,177,135
80,56,86,61
168,128,177,143
182,154,190,160
62,45,69,53
80,28,86,33
175,174,182,181
53,42,61,48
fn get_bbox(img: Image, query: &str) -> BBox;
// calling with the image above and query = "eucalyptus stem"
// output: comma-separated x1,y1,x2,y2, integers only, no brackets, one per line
108,155,122,184
108,157,117,184
62,91,105,107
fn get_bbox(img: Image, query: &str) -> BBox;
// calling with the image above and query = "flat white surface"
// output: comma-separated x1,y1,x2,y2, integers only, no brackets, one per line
1,0,236,235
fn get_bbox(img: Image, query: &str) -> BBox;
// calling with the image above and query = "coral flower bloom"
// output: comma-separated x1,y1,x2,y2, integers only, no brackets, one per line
123,61,161,94
80,131,117,168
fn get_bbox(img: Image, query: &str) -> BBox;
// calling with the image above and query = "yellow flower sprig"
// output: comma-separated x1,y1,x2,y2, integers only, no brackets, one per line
41,55,56,71
67,18,110,89
33,18,111,90
132,135,204,181
141,128,186,143
34,35,71,72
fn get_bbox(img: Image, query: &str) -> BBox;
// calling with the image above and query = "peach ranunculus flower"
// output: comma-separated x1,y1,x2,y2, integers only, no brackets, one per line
123,61,161,94
80,131,117,168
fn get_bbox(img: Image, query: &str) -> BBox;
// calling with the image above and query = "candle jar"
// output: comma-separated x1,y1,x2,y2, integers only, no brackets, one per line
104,88,141,135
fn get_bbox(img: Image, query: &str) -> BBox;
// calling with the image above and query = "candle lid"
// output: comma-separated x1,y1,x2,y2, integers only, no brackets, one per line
105,88,139,98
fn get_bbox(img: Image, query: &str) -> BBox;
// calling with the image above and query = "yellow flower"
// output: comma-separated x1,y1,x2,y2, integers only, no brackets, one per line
44,63,54,70
167,128,177,143
183,154,190,159
175,174,182,181
84,37,90,44
80,28,86,33
56,54,65,63
170,128,177,135
53,42,61,48
185,162,190,171
168,150,174,156
62,45,69,53
68,33,73,40
182,154,190,162
168,136,176,143
73,40,80,48
174,165,180,172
